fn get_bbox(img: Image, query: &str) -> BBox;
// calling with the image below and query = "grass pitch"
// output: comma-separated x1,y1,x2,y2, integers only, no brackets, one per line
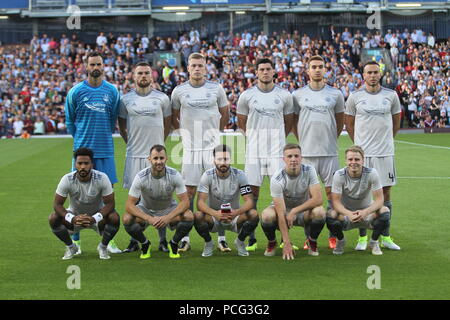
0,133,449,299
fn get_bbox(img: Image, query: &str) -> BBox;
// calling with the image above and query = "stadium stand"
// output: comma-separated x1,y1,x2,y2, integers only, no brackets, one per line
0,1,449,137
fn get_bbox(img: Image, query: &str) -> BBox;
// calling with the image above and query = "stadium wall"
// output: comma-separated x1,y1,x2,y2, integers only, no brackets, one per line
0,11,449,45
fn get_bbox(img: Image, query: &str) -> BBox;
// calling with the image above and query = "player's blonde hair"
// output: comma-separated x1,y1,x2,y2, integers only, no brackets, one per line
188,53,206,64
345,145,364,158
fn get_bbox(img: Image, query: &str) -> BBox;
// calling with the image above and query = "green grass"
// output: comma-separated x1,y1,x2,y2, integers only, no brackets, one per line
1,133,450,299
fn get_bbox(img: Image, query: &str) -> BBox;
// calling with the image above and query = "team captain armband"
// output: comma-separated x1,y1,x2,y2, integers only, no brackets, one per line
240,185,253,195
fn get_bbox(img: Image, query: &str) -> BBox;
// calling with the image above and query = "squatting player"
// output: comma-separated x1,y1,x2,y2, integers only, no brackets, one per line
292,55,345,250
345,61,401,251
171,53,230,252
48,147,120,260
194,144,259,257
261,144,326,259
327,145,391,255
118,61,172,253
65,51,121,254
122,144,194,259
237,58,294,251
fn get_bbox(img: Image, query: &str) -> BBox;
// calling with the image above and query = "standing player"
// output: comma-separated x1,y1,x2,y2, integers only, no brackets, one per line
345,61,401,251
327,145,391,255
171,53,230,252
194,144,259,257
122,145,194,259
65,51,121,254
237,58,294,251
48,148,120,260
118,61,172,253
292,55,345,250
261,144,326,259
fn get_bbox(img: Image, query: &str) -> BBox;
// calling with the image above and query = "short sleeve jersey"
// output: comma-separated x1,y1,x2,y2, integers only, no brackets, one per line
55,170,113,215
237,85,294,158
270,164,320,209
292,84,345,157
171,80,228,151
197,167,251,210
119,89,171,158
331,167,382,211
129,166,186,210
345,86,401,157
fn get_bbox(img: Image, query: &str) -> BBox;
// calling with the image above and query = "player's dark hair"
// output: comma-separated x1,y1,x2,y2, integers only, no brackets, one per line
213,144,231,157
256,58,274,70
74,147,94,161
150,144,167,155
283,143,301,153
134,61,151,70
363,60,380,72
86,51,104,63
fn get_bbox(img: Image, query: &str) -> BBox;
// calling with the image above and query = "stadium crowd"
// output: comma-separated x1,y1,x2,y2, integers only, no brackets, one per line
0,27,449,138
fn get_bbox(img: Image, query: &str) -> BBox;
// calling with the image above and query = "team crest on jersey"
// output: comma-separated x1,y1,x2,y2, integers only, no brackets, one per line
383,98,390,105
274,99,280,104
152,101,158,105
83,97,89,102
103,94,110,103
326,97,331,102
186,94,190,99
206,93,211,98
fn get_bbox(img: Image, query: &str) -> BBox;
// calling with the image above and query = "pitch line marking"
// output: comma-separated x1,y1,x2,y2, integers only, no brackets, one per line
396,140,450,150
398,176,450,180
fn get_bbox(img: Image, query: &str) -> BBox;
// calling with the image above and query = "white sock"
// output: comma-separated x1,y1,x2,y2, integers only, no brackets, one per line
218,236,226,243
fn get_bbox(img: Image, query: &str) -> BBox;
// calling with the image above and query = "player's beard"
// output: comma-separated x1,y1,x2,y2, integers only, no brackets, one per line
216,164,230,174
137,79,150,88
89,70,102,78
78,169,91,178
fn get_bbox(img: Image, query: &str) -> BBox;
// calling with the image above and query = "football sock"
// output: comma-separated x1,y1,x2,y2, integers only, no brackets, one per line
173,221,194,244
52,224,73,246
124,222,147,244
382,201,392,236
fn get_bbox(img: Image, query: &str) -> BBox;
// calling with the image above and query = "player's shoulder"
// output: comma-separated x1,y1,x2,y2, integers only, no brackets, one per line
174,81,190,91
349,87,366,96
165,166,180,176
91,169,110,182
301,163,314,173
230,167,245,176
137,167,152,179
68,81,85,94
381,87,398,97
334,167,347,177
103,80,119,92
272,168,286,182
325,84,343,95
64,171,77,182
274,84,291,95
205,80,222,88
151,89,169,98
204,167,216,176
122,89,137,99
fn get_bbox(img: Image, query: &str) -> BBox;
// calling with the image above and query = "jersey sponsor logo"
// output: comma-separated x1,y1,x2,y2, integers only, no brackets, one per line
240,185,252,195
254,107,276,117
84,102,107,113
187,99,210,109
134,106,158,116
304,104,329,114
